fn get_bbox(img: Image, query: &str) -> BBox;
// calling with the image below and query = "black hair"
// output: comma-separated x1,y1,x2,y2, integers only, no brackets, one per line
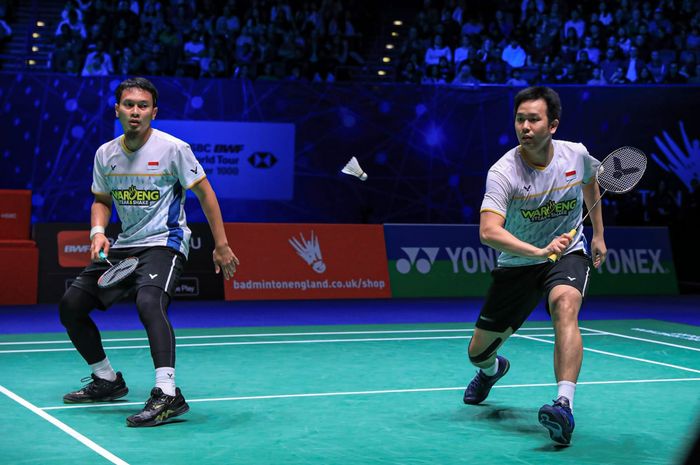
513,86,561,124
115,77,158,107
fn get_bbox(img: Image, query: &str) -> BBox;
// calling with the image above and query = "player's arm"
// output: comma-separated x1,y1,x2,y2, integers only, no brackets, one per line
582,180,606,268
190,177,240,279
90,193,112,261
479,210,571,259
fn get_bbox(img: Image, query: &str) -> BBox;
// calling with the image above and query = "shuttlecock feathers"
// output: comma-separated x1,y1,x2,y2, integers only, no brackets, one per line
341,156,368,181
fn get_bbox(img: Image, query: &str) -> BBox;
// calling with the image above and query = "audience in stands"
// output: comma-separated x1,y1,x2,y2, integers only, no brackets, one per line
44,0,368,81
2,0,699,86
397,0,700,87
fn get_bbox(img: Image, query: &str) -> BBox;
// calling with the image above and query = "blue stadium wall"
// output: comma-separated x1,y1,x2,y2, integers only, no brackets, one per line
0,73,698,225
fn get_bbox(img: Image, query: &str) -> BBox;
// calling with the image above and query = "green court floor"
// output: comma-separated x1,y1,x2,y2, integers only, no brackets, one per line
1,320,699,465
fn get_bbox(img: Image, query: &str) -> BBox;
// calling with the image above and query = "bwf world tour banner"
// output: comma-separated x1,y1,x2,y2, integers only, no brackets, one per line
223,223,391,300
384,224,678,297
115,120,295,200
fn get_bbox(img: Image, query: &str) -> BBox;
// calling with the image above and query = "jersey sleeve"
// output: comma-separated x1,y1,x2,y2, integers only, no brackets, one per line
581,145,601,184
480,168,511,218
91,148,110,195
174,143,207,189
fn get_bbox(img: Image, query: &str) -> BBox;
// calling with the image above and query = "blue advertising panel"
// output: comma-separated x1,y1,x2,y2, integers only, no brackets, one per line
114,119,295,200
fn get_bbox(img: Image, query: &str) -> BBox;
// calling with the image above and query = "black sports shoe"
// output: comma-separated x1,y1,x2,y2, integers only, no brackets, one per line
63,372,128,403
463,355,510,405
126,387,190,427
539,396,575,445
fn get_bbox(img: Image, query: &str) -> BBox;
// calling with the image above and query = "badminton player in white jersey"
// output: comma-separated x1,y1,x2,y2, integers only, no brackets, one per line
59,77,239,427
462,86,607,445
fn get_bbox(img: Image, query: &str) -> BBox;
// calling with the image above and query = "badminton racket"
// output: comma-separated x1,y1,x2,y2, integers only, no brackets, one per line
548,146,647,262
97,250,139,288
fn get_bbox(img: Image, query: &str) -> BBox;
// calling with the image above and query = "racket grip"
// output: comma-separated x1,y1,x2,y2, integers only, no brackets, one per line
99,250,106,260
547,228,578,263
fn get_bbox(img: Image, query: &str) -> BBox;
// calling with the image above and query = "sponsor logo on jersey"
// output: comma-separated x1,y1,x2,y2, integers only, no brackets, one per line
520,198,577,222
112,185,161,206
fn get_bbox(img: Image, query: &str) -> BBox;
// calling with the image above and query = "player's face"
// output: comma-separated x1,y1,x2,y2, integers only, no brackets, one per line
115,88,158,136
514,98,558,153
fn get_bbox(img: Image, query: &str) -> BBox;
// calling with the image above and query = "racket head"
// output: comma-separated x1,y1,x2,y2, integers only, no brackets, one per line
596,146,647,194
97,257,139,289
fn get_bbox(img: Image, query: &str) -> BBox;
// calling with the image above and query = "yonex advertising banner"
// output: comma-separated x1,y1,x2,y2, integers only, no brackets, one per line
384,224,496,297
589,226,678,295
115,120,295,200
223,223,391,300
384,224,678,297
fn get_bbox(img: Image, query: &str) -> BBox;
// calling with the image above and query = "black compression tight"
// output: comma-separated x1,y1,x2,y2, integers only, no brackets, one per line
59,287,106,365
135,285,176,368
59,286,176,368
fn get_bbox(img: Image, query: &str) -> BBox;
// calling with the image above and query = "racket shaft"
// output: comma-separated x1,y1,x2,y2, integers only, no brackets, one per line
547,188,607,262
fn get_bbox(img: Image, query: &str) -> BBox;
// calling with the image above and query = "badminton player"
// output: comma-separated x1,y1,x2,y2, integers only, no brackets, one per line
59,77,239,427
462,86,606,445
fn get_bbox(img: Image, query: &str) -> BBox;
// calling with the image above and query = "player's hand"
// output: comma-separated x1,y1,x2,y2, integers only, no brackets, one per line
213,245,240,280
90,234,110,262
542,233,572,259
590,235,607,268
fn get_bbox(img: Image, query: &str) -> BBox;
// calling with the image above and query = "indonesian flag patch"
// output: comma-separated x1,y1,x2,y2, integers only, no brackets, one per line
565,169,577,182
147,161,159,171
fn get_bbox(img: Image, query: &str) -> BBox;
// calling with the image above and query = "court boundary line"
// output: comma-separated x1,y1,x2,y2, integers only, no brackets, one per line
0,384,130,465
39,377,700,411
0,332,608,354
0,327,556,346
580,326,700,352
519,335,700,373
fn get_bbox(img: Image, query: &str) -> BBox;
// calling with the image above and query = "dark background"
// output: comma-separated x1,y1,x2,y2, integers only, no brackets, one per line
1,75,699,288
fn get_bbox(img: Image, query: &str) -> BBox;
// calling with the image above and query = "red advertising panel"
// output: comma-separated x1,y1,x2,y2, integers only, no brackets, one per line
224,223,391,300
57,230,91,268
0,189,32,240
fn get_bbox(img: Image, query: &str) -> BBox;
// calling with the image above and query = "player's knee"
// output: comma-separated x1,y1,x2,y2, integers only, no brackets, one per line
550,293,580,321
58,288,92,327
135,286,170,324
468,337,502,366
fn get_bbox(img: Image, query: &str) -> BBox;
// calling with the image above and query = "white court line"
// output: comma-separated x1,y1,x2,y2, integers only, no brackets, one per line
0,333,606,355
0,327,556,346
519,335,700,374
0,385,129,465
40,377,700,411
580,326,700,352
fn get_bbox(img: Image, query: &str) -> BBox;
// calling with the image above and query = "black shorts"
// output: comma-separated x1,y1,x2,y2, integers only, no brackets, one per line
475,251,592,333
69,246,186,309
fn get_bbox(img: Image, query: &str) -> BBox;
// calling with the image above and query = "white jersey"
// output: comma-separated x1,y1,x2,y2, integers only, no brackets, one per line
480,139,600,267
91,128,205,258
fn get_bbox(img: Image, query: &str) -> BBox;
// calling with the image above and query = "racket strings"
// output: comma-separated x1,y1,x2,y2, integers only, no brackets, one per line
597,146,647,193
98,257,139,288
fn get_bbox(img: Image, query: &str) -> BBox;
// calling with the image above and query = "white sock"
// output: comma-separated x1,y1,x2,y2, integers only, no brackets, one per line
155,367,176,396
90,357,117,382
557,380,576,411
481,357,499,376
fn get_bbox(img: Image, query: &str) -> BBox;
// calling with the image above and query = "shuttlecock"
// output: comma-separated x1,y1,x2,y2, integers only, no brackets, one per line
341,156,368,181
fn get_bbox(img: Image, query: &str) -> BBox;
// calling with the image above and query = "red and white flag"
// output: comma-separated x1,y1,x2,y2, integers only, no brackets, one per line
565,169,577,182
147,161,159,171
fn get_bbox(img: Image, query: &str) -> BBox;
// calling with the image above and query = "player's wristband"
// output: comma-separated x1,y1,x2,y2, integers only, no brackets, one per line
89,226,106,240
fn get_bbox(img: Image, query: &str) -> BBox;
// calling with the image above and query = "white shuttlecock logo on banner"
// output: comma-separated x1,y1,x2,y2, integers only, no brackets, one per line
289,231,326,273
341,156,368,181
